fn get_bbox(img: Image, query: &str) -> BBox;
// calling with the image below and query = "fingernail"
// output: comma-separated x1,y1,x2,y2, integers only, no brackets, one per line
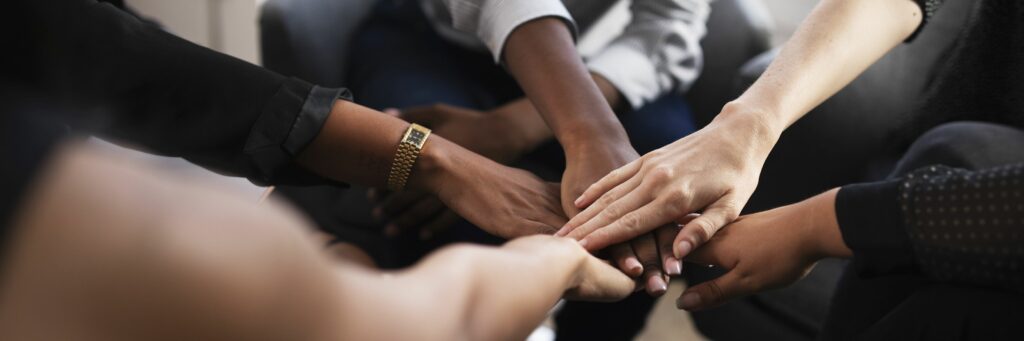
665,258,682,276
372,207,383,219
574,195,585,207
577,238,589,248
625,257,642,275
678,292,701,310
554,227,568,237
647,276,668,296
675,240,692,259
384,224,399,237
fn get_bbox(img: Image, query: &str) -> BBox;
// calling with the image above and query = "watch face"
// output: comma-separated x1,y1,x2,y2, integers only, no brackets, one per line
409,130,426,145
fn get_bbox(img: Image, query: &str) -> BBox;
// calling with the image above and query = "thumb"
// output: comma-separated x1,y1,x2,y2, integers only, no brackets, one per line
673,197,741,259
676,270,748,311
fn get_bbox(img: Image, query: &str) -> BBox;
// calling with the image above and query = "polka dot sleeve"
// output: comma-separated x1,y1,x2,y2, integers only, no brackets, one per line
837,163,1024,292
899,164,1024,291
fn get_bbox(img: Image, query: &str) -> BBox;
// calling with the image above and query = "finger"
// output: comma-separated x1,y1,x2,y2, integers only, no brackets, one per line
382,108,400,116
557,175,642,237
631,234,668,297
577,199,678,252
676,270,750,311
655,224,684,276
574,158,643,209
608,244,643,277
563,179,653,241
390,198,446,233
674,196,741,259
420,210,461,240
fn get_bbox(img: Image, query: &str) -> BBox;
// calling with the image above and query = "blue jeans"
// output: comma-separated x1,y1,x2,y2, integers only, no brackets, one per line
346,2,696,340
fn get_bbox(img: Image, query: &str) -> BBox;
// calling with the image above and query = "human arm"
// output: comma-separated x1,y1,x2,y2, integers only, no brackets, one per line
559,0,930,259
0,142,634,340
678,163,1024,311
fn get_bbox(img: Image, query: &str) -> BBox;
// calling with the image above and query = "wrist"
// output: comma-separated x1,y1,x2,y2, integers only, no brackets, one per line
714,101,784,157
407,135,455,194
796,188,851,259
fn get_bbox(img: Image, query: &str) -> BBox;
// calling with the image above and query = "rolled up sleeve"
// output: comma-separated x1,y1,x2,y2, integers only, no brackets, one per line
441,0,577,62
587,0,709,109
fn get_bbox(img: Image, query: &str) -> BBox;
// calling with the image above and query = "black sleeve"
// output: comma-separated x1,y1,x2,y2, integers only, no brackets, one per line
3,0,350,186
837,164,1024,292
906,0,946,41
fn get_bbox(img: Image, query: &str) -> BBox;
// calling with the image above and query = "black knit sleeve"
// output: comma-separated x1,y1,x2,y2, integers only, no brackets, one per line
838,163,1024,292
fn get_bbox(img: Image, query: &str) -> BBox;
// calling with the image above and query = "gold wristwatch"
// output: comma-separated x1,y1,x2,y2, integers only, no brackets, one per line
386,123,432,191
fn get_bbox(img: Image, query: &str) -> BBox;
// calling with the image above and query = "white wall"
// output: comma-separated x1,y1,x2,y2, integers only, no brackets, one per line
128,0,260,64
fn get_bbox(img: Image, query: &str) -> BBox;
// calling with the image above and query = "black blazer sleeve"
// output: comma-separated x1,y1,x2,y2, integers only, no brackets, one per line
4,0,349,186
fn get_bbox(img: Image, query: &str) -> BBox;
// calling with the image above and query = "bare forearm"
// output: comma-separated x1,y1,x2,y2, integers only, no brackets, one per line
332,237,585,340
503,18,630,151
729,0,923,135
493,73,623,153
294,100,450,192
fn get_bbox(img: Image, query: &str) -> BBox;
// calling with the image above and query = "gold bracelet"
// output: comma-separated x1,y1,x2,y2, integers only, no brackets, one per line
386,123,432,191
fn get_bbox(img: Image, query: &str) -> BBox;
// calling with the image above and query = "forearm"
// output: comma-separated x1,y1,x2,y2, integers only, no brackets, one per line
503,18,630,152
332,237,586,340
727,0,923,135
295,100,452,191
493,73,625,153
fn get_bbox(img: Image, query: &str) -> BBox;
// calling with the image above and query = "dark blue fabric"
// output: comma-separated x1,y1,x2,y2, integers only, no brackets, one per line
345,2,696,340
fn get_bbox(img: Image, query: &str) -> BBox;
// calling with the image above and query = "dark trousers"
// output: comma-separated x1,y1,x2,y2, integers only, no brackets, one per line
820,122,1024,340
341,2,696,340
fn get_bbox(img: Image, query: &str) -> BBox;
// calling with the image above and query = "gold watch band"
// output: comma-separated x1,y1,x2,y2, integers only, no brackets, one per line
387,123,432,191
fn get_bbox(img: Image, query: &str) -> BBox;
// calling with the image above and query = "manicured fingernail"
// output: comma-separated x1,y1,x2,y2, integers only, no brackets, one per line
678,292,701,310
675,240,692,259
625,257,642,275
372,207,383,219
384,224,399,237
665,258,682,276
577,238,589,248
554,227,568,237
647,276,668,296
574,195,585,207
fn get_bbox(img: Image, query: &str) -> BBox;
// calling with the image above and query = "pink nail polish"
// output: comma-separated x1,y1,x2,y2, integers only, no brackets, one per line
647,276,668,295
665,258,682,276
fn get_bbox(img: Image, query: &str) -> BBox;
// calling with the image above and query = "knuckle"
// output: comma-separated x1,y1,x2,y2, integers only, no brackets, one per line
648,166,675,183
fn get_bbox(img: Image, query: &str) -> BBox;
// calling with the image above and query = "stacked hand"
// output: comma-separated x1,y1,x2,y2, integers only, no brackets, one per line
378,101,684,296
678,189,851,311
557,108,778,262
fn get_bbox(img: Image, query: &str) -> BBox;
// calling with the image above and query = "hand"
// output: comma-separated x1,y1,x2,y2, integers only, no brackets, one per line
368,189,460,240
564,143,679,295
557,107,780,260
370,103,549,238
423,138,567,239
677,189,851,311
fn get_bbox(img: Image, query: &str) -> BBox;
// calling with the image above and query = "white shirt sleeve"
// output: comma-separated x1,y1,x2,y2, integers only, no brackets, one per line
439,0,578,63
586,0,710,109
